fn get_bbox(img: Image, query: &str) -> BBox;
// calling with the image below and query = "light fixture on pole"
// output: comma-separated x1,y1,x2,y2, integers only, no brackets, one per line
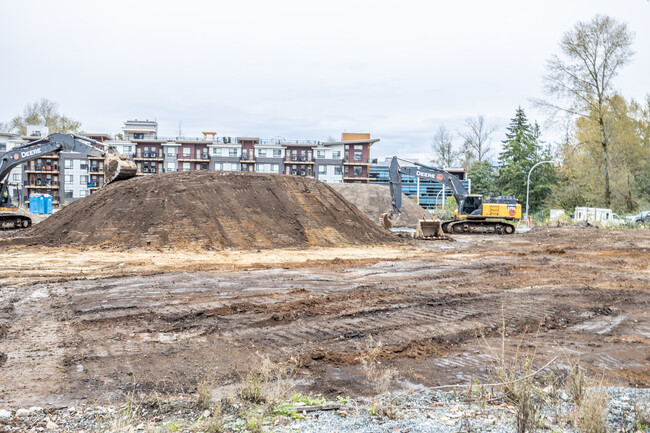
525,160,555,221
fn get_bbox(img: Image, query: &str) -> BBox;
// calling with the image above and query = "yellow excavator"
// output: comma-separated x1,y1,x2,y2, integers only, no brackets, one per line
0,133,137,229
382,157,521,235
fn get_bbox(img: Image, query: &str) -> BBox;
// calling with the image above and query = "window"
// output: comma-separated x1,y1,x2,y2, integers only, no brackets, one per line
354,152,363,161
318,165,327,174
354,144,363,150
166,162,176,171
64,159,73,169
182,147,191,157
13,173,21,182
133,133,144,139
334,166,342,175
317,150,325,159
182,162,190,171
80,161,88,170
123,145,133,154
258,149,267,158
65,175,73,184
212,147,222,156
167,147,177,157
0,144,5,151
64,190,73,198
80,175,88,185
332,150,341,159
273,149,282,158
80,190,89,197
353,166,363,176
345,145,349,149
271,164,279,174
228,148,238,157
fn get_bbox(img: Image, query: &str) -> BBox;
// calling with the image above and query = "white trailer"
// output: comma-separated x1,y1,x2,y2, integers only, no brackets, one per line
574,207,624,226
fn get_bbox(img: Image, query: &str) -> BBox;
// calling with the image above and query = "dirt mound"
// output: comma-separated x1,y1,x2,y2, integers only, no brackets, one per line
6,172,396,250
329,183,429,228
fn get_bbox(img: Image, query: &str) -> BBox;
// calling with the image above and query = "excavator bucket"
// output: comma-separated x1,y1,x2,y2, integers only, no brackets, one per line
381,212,399,230
104,153,138,184
415,218,444,239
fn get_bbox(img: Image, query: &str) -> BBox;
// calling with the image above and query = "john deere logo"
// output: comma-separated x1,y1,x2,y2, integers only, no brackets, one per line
436,174,444,181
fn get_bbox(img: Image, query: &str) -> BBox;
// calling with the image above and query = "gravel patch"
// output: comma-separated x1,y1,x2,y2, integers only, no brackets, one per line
0,387,647,432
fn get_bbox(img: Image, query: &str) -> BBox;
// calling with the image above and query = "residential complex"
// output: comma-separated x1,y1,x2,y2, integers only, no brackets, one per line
0,120,380,207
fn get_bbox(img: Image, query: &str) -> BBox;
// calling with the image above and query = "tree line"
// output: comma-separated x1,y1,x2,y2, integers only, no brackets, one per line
430,15,649,215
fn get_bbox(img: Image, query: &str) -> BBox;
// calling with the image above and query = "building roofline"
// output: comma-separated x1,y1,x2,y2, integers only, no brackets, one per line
323,138,380,145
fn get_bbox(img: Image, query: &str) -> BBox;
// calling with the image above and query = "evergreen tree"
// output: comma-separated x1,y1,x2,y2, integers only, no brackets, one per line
468,160,497,195
497,107,555,211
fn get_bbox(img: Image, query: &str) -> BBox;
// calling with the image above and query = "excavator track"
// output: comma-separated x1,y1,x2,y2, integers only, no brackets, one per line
0,213,32,230
442,220,515,235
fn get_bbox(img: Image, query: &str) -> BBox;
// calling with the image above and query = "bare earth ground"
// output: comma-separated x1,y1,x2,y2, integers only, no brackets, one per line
0,227,648,408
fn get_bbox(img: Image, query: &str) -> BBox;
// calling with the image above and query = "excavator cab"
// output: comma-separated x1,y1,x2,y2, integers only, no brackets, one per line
457,195,483,217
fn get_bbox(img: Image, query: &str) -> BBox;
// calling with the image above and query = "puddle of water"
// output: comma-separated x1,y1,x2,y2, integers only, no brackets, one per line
572,315,626,335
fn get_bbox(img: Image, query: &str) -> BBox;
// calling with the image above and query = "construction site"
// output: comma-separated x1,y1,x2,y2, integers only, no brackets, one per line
0,157,648,420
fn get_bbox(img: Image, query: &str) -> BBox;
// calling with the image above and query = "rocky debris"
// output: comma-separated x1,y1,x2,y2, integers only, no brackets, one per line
3,171,397,250
0,388,647,432
329,183,430,229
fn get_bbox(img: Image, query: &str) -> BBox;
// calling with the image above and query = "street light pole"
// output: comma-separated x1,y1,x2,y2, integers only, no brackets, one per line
525,160,555,221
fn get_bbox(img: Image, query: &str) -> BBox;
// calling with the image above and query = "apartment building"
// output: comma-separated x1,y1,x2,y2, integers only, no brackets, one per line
2,119,382,208
118,122,378,184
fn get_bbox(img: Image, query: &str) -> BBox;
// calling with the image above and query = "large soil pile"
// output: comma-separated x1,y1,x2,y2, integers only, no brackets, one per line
329,183,429,228
7,172,396,250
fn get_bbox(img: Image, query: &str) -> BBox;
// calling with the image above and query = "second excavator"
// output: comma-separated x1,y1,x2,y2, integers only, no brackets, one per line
0,133,137,230
382,157,521,235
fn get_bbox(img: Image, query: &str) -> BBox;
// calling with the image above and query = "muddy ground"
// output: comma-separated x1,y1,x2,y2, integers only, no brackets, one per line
0,227,648,408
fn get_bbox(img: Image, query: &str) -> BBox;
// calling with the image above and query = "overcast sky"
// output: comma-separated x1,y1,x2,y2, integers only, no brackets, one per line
1,0,648,162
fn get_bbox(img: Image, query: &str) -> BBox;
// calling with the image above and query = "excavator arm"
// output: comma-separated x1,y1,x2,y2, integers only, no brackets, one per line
0,133,136,228
384,156,469,221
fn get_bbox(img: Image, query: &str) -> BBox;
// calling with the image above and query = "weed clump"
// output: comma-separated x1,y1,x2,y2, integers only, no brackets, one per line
573,387,609,433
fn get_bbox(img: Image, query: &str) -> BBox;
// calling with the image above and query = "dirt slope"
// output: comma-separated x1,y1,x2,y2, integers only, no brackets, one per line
5,172,396,250
329,183,429,228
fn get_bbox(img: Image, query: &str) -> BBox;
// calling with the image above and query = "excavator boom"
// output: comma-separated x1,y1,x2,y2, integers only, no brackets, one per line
0,133,137,230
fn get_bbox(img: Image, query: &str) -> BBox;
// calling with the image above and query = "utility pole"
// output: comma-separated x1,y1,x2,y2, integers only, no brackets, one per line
525,160,554,221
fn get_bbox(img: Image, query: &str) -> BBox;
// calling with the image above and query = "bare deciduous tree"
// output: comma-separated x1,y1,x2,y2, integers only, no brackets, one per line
458,115,496,166
430,124,458,167
2,98,81,135
536,15,634,207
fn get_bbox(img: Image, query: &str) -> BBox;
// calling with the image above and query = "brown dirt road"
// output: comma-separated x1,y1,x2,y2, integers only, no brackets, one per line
0,227,648,407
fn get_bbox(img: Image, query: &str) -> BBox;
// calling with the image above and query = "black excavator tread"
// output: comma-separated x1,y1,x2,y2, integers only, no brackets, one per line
442,220,515,235
0,215,32,230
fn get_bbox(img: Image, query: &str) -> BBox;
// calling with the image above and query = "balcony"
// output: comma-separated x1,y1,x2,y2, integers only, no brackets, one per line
133,152,164,160
285,157,314,164
25,182,59,189
138,168,159,175
178,154,210,162
25,166,59,174
282,139,323,145
343,158,370,165
240,154,255,163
